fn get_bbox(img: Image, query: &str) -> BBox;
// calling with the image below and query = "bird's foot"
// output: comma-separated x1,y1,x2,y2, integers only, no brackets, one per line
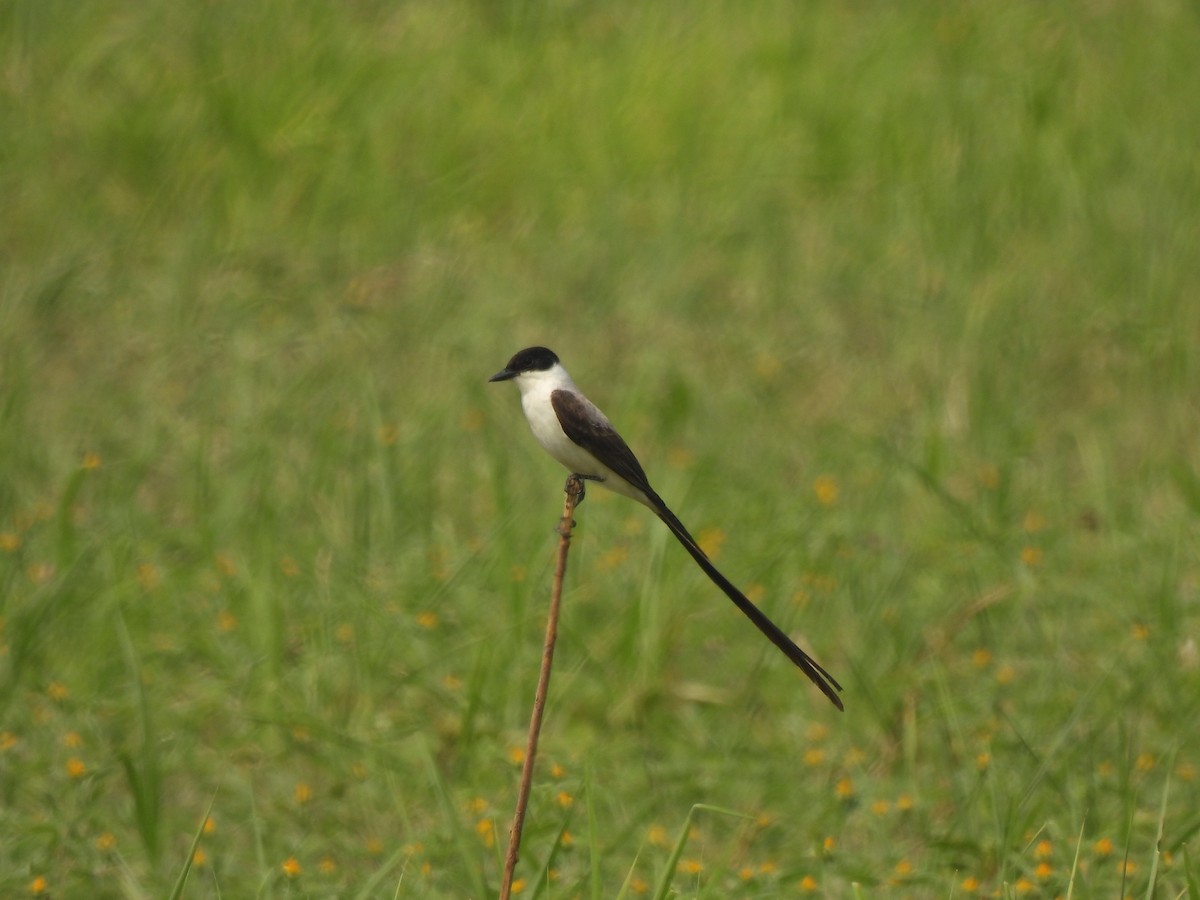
567,473,603,506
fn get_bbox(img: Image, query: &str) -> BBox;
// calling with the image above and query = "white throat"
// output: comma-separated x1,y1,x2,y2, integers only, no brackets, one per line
511,361,576,399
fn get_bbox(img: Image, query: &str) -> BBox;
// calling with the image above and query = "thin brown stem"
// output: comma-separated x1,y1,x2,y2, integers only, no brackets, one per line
499,474,584,900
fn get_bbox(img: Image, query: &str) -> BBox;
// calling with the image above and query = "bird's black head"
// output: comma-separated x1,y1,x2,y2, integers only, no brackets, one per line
488,346,559,382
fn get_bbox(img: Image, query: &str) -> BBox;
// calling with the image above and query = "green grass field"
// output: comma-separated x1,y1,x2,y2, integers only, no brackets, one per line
3,1,1199,896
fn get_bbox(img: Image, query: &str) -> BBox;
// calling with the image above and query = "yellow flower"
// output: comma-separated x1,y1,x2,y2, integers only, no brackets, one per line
63,732,83,748
596,545,629,571
647,824,669,847
1131,623,1149,641
215,553,237,577
0,532,20,551
1035,839,1052,859
971,647,992,668
318,856,337,874
976,752,991,772
216,610,237,632
803,748,826,766
896,793,914,811
95,832,116,851
1035,861,1053,879
835,777,854,798
281,857,302,877
507,746,525,765
295,783,312,804
961,876,980,890
192,848,207,866
476,819,496,848
81,452,102,470
995,664,1016,685
666,447,694,470
678,858,703,874
416,610,439,629
871,800,891,815
460,409,485,433
550,763,566,779
1094,837,1114,856
510,878,526,893
1023,510,1047,532
813,475,839,506
136,563,161,591
1020,546,1043,567
978,463,1000,489
1136,752,1155,772
754,352,782,382
47,682,69,701
0,732,17,751
203,816,217,834
66,757,86,778
697,527,726,559
556,791,574,808
822,836,836,853
428,546,450,581
27,563,55,584
1014,876,1034,893
894,859,912,876
799,874,819,892
29,876,47,895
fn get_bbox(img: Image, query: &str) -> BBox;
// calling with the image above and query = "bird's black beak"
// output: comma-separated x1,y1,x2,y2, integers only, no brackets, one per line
488,368,517,383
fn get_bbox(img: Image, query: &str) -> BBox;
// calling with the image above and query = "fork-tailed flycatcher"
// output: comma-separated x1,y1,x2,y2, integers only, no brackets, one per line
489,346,843,710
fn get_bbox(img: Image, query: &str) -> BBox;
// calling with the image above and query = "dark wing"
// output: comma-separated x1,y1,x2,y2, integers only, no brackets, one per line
553,391,843,708
551,389,655,495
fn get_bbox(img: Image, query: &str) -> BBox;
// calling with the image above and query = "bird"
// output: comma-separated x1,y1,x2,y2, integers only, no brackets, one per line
489,346,843,710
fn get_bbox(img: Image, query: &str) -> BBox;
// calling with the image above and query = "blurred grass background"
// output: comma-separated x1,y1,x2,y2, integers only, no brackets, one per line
2,0,1199,896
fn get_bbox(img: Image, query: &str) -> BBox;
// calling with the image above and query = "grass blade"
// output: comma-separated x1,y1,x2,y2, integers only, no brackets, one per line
1183,843,1200,899
614,846,644,900
116,609,162,865
651,804,753,900
529,812,573,900
168,794,218,900
586,764,601,900
1064,815,1085,900
421,739,488,897
352,843,410,900
1143,761,1173,900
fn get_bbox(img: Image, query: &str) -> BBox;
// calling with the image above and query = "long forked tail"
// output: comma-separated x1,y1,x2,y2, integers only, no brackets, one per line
648,496,844,711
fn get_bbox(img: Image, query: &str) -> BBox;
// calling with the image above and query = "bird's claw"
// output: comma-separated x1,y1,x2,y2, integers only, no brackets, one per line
567,473,603,507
